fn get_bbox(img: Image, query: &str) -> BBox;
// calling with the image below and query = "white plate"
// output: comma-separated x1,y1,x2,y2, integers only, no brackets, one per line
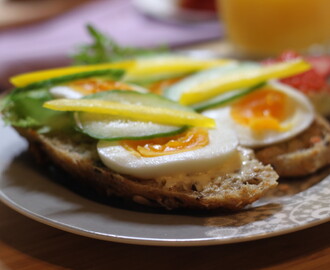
0,121,329,246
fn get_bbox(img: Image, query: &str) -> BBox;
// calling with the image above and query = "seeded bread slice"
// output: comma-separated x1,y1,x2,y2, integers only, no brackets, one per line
306,88,330,117
15,127,278,211
255,115,330,177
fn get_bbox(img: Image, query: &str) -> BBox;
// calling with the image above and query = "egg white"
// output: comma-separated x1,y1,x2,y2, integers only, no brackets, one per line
49,83,147,99
97,120,239,179
50,86,85,99
203,81,315,148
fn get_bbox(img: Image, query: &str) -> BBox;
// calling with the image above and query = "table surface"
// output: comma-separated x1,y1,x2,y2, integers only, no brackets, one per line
0,201,329,270
0,40,329,270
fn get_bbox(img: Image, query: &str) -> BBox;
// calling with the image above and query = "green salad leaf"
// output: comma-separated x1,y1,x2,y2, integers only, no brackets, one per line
1,88,73,132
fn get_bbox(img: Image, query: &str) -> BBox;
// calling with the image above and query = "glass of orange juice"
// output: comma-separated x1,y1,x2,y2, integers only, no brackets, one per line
218,0,330,58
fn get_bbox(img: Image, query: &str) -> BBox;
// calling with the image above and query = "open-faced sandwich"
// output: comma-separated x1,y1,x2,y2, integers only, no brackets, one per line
164,56,330,177
1,28,330,211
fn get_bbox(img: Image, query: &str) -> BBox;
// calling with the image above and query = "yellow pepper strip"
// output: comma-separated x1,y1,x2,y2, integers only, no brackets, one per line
11,56,232,88
10,60,134,87
43,99,215,128
125,57,232,79
179,59,311,105
138,58,230,72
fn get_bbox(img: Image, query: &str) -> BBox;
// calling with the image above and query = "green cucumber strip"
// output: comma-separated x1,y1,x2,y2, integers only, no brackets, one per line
76,90,193,140
75,112,188,141
193,82,266,112
164,62,260,103
123,71,188,86
11,69,125,94
82,90,194,111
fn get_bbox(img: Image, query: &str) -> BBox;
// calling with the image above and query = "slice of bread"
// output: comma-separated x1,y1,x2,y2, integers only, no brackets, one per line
255,115,330,177
15,127,278,211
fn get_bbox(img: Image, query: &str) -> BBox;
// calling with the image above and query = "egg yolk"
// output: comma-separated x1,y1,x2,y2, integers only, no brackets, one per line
120,127,209,157
231,88,288,131
69,78,135,94
148,77,184,94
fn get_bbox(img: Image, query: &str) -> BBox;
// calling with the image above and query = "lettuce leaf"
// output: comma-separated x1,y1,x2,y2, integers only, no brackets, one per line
2,88,73,132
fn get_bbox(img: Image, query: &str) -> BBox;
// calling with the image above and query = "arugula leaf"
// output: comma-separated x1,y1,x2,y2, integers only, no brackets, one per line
71,24,168,65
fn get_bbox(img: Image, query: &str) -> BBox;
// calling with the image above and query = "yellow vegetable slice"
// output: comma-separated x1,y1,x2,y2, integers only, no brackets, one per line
10,60,134,87
11,56,232,87
179,59,311,105
124,56,232,80
43,99,215,128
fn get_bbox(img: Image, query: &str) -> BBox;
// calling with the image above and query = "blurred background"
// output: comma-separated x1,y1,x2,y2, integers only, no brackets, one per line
0,0,329,90
0,0,222,89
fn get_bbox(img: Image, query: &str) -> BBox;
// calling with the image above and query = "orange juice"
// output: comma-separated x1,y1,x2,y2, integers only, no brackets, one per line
219,0,330,58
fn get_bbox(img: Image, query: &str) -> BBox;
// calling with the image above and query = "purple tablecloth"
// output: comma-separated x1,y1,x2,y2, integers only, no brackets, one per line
0,0,222,89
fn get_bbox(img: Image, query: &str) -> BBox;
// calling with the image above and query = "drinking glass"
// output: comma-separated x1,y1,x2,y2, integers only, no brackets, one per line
218,0,330,58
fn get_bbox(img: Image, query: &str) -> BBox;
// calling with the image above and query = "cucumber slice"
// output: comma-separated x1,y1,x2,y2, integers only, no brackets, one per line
192,82,265,112
75,90,193,140
164,62,261,107
75,113,188,141
81,90,194,111
179,59,310,105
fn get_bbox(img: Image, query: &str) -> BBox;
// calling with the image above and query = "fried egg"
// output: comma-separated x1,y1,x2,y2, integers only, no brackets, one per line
203,81,315,148
49,78,146,99
97,120,240,179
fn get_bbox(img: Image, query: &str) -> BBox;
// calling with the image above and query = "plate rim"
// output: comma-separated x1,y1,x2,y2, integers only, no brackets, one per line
1,189,329,247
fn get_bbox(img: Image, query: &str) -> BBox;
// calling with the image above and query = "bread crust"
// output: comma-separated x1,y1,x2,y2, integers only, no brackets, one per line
16,128,278,211
255,115,330,177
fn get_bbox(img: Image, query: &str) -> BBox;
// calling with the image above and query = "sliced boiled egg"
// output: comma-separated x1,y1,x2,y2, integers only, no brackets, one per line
203,81,315,148
49,78,147,99
97,120,239,179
